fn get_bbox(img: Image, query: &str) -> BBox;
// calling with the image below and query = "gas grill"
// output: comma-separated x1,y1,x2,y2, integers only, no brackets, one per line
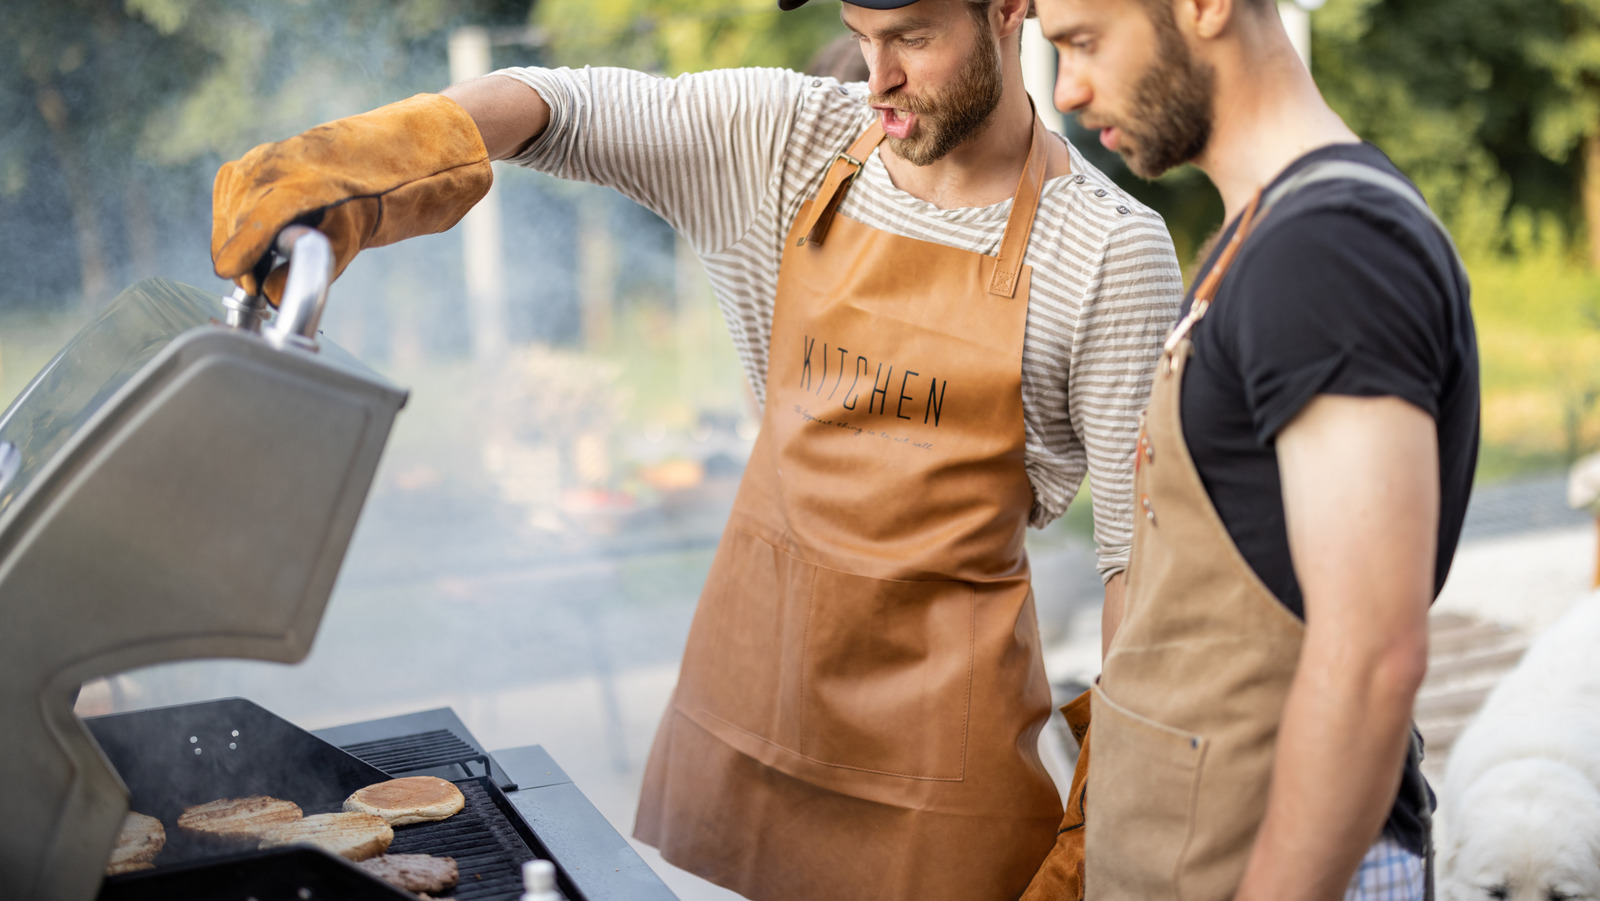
0,230,678,901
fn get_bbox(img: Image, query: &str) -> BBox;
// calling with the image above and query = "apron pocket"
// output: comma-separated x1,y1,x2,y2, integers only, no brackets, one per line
799,565,975,780
1087,683,1207,901
681,526,813,746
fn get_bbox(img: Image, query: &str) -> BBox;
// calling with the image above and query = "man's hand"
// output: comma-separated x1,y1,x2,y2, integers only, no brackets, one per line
212,88,517,302
1232,394,1436,901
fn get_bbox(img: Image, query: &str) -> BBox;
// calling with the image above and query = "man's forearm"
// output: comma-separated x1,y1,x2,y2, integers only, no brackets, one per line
1101,571,1126,659
441,74,551,161
1232,627,1424,900
1238,394,1437,900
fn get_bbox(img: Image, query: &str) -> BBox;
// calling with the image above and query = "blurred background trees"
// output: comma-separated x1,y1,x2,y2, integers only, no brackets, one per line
1,0,1599,479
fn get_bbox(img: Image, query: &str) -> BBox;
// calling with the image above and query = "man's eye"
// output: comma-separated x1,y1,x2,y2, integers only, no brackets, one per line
1071,38,1096,53
901,37,926,47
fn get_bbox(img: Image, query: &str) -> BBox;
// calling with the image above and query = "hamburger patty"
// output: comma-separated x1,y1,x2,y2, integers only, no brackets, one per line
177,796,302,841
357,853,460,894
258,811,394,861
344,776,465,826
105,811,165,875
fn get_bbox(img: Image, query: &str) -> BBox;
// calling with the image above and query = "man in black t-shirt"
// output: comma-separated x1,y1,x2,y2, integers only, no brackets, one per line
1022,0,1478,899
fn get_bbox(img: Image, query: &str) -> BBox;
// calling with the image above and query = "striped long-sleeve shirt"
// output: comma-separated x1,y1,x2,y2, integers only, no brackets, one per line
496,65,1183,580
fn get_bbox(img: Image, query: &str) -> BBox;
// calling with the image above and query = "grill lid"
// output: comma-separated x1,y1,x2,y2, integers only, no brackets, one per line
0,234,408,901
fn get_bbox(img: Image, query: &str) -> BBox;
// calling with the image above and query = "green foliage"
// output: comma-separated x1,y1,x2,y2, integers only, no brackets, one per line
533,0,846,74
1465,229,1600,474
0,0,529,307
1312,0,1600,256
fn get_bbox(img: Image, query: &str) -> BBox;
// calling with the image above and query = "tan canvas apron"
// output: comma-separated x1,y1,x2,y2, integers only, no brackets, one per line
634,119,1065,901
1084,193,1309,901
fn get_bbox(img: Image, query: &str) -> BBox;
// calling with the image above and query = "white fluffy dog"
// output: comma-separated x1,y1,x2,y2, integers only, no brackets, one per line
1439,594,1600,901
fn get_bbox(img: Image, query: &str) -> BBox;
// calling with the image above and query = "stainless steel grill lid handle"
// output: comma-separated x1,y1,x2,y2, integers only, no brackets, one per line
265,225,332,350
221,226,334,349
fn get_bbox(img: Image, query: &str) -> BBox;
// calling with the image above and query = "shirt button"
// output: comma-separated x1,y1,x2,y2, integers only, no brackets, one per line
1094,188,1108,197
811,79,823,87
1074,175,1087,185
1117,205,1131,215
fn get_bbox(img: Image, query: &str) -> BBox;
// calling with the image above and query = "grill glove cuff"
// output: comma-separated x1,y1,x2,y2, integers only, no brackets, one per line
1021,689,1092,901
212,93,492,303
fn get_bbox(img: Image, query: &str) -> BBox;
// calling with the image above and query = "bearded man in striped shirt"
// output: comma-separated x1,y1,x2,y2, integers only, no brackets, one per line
211,0,1181,897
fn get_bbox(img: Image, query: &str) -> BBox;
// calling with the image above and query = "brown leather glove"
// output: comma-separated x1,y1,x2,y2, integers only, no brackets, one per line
212,93,492,302
1021,689,1092,901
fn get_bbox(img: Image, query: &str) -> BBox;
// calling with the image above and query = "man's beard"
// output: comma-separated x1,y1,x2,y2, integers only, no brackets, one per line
869,21,1004,167
1113,18,1215,178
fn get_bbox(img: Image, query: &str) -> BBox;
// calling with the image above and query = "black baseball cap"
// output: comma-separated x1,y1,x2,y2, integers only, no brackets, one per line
779,0,921,10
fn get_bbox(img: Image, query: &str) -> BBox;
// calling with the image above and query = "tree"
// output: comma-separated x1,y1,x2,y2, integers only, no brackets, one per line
533,0,846,75
1312,0,1600,264
0,0,531,310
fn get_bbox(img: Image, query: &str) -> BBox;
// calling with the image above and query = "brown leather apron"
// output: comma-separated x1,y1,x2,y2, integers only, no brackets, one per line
634,119,1065,900
1084,193,1309,901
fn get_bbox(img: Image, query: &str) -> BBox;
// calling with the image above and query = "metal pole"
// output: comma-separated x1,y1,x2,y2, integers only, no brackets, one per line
449,26,509,362
1278,0,1317,70
1021,18,1065,134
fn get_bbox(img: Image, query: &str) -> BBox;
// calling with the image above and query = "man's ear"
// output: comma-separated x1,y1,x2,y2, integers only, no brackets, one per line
1177,0,1236,40
994,0,1031,40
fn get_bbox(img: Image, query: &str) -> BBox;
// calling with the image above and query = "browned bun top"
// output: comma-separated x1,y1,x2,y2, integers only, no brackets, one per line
344,776,466,826
352,776,461,808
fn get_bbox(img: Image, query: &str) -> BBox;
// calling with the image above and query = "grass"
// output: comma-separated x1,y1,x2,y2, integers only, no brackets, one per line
1465,249,1600,483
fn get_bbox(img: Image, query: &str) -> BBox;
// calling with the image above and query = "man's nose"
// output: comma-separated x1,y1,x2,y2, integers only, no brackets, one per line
1053,54,1090,113
865,45,905,97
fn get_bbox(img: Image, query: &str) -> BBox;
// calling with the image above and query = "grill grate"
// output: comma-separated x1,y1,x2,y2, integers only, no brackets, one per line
335,728,577,900
384,780,535,900
341,728,482,775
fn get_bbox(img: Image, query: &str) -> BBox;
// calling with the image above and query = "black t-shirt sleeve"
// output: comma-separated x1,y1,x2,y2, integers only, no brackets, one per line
1211,205,1448,445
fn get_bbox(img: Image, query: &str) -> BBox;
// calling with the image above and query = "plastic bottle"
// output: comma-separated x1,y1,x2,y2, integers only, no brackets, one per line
521,859,563,901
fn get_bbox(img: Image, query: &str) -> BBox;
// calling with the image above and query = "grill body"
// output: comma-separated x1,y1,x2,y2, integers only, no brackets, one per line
0,279,405,900
0,271,678,901
89,699,582,901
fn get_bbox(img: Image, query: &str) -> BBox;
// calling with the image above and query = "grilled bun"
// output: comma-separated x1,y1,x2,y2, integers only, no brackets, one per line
105,811,165,875
258,811,394,861
177,796,302,841
344,776,465,826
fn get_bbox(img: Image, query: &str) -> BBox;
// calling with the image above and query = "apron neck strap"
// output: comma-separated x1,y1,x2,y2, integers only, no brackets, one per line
987,117,1056,298
796,122,887,248
1162,187,1263,356
796,115,1059,266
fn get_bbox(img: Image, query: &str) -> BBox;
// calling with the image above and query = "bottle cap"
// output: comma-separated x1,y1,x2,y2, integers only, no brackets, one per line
523,859,557,894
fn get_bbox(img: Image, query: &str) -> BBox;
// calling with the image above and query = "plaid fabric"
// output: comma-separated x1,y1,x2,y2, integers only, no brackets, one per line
1345,835,1426,901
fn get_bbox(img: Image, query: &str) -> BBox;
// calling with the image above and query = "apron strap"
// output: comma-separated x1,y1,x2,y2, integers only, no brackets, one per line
1164,157,1465,357
988,118,1056,298
795,122,887,248
1162,188,1262,355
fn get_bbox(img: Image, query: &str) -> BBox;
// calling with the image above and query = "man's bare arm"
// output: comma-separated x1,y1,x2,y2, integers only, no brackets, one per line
1102,571,1126,659
441,75,551,161
1233,395,1436,901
